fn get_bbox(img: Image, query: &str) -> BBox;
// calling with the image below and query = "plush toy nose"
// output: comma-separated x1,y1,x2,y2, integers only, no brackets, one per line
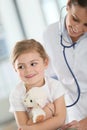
24,99,26,102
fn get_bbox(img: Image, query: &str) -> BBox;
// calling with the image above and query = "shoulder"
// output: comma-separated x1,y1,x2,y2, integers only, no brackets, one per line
44,22,59,38
46,22,59,31
46,76,65,90
43,21,59,48
9,81,26,112
46,76,60,84
10,81,26,98
46,76,66,100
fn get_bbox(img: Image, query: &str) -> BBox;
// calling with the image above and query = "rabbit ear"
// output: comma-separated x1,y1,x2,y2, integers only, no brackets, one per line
24,91,31,99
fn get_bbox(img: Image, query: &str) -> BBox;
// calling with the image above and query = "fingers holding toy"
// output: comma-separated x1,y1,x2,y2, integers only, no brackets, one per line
43,102,54,119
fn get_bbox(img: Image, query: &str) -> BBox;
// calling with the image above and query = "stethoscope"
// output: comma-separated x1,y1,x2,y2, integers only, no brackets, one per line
59,5,81,107
60,34,81,107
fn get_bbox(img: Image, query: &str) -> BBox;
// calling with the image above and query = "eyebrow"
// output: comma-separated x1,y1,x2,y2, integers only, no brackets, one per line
17,59,39,65
29,59,40,63
17,63,24,66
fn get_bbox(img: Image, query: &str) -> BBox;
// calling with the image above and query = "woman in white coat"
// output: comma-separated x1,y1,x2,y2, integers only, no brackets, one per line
43,0,87,129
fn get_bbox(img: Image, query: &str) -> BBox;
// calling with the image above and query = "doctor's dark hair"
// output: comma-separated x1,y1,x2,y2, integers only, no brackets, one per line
68,0,87,8
11,39,49,65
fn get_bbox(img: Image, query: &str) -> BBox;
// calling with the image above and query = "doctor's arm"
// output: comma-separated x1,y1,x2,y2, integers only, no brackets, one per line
18,96,66,130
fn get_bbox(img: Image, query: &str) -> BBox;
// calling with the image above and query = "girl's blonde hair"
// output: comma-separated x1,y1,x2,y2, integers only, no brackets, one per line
11,39,49,65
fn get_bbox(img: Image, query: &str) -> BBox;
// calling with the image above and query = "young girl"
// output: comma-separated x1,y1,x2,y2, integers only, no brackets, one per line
9,39,66,130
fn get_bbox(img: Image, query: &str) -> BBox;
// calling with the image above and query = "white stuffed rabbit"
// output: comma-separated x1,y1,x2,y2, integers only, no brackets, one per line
23,87,47,123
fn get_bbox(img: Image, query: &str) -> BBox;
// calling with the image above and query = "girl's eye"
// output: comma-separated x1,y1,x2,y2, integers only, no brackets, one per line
18,65,25,69
84,23,87,27
31,62,37,66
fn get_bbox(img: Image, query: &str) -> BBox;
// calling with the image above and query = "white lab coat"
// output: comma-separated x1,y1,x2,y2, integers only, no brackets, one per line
43,17,87,122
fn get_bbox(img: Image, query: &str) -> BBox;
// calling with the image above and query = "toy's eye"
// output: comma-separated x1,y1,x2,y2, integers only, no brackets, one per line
30,100,32,102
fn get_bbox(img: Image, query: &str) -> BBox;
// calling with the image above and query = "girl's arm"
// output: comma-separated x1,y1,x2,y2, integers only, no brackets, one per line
14,111,30,127
19,95,66,130
14,103,54,127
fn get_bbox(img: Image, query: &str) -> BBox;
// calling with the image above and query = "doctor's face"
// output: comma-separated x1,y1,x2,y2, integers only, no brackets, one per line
66,4,87,41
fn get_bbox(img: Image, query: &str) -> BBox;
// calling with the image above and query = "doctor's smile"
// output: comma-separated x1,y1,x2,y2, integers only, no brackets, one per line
68,25,83,36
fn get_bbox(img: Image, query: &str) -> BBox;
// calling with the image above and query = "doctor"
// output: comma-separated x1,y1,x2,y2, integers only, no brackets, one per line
43,0,87,129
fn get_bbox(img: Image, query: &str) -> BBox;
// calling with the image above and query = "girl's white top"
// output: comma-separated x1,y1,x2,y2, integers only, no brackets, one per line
9,76,65,113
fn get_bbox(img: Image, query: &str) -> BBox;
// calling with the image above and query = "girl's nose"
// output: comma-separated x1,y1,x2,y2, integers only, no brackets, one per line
25,65,33,72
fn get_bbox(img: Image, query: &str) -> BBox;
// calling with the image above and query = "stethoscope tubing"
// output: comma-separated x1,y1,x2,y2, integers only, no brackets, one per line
60,35,81,107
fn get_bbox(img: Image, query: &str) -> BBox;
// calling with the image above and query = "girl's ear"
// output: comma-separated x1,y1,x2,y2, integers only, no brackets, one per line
44,58,49,68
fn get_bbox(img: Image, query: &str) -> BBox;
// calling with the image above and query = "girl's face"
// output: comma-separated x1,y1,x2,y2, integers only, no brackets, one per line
14,51,48,89
66,4,87,41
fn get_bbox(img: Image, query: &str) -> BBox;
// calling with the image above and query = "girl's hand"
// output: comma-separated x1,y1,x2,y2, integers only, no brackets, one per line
18,126,28,130
43,102,54,119
18,128,23,130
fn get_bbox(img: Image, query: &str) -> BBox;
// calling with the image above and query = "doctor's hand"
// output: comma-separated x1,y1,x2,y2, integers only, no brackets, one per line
61,120,80,130
61,118,87,130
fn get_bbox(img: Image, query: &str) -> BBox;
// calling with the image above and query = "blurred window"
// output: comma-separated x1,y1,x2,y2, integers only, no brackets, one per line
0,20,18,99
40,0,67,25
0,25,9,61
0,0,67,99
